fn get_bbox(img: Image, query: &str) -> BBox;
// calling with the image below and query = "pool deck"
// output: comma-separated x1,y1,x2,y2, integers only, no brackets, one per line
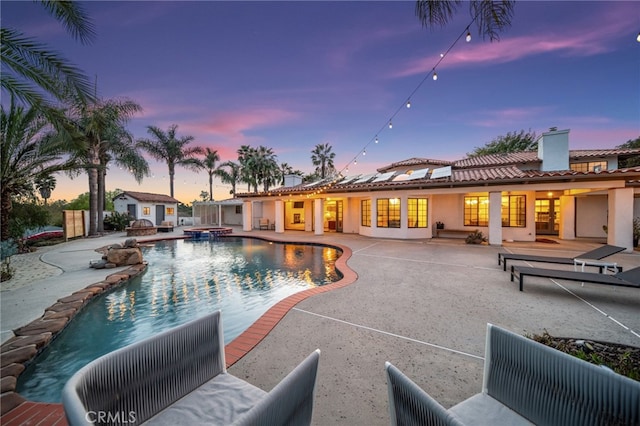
1,227,639,425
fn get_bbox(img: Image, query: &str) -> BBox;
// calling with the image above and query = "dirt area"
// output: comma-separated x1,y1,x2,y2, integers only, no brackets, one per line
532,331,640,381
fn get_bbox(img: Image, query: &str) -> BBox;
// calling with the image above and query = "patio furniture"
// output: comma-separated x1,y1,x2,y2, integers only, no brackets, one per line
259,218,269,230
385,323,640,426
157,221,174,232
497,244,625,271
62,311,321,425
510,265,640,291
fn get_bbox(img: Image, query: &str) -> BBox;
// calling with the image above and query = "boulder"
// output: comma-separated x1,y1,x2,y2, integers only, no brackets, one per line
106,246,143,266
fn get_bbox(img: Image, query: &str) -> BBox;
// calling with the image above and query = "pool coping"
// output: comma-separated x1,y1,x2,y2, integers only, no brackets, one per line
0,235,356,420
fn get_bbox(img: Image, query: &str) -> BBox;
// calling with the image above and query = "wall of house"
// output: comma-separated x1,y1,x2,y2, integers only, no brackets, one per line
223,205,243,225
576,195,608,238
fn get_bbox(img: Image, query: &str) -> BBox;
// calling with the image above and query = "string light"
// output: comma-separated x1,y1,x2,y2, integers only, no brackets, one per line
332,12,480,180
637,31,640,42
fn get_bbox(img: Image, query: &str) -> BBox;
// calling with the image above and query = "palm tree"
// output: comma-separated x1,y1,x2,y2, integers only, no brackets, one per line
279,162,294,185
34,174,56,205
64,97,147,235
415,0,515,42
311,143,336,179
138,124,204,198
237,144,256,192
1,1,96,109
217,161,241,196
203,147,220,201
1,98,71,241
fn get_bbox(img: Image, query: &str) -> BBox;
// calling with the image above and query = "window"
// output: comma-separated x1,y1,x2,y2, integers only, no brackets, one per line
501,195,526,227
166,207,175,215
377,198,401,228
235,205,242,214
293,201,304,209
142,207,150,216
361,199,371,227
464,196,488,226
407,198,428,228
570,161,607,172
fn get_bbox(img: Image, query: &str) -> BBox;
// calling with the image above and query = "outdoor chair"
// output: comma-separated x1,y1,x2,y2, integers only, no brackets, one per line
62,311,321,425
510,265,640,291
259,218,269,230
385,323,640,426
497,244,625,271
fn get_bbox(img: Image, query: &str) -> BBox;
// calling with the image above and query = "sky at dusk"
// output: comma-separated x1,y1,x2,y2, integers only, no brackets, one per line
3,1,640,204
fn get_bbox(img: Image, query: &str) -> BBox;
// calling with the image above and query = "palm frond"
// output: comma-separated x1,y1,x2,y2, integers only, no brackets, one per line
39,0,96,45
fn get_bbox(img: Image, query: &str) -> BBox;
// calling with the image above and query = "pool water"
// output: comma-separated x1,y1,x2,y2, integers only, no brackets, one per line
16,237,342,402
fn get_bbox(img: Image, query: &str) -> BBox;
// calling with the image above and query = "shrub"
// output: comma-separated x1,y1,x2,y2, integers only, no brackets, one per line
104,211,132,231
1,240,18,281
465,230,487,244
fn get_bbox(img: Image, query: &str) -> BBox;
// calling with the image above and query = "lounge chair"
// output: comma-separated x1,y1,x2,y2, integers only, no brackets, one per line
511,265,640,291
259,218,269,230
62,311,321,425
498,244,625,271
385,323,640,426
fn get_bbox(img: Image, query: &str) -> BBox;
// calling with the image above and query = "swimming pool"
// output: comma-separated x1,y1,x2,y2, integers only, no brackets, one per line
16,237,342,402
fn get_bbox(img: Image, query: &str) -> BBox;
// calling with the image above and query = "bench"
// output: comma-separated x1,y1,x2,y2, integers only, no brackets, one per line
386,323,640,426
62,311,321,425
433,229,471,238
157,221,174,232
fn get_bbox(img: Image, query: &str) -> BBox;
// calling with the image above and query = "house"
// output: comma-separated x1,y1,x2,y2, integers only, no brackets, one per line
236,129,640,251
190,199,244,227
113,191,179,227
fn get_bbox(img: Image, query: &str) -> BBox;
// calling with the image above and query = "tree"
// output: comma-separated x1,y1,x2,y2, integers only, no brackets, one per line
138,124,204,198
1,1,96,110
467,130,538,157
616,137,640,168
34,174,56,205
199,190,209,202
311,143,336,179
415,0,515,42
203,147,220,201
279,162,294,185
237,144,256,192
63,96,147,235
0,98,71,241
217,161,241,196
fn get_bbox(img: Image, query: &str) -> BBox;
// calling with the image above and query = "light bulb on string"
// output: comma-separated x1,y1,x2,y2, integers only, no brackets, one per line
433,72,438,81
406,100,411,108
375,136,379,144
466,31,471,42
362,149,366,156
389,121,393,129
354,159,357,165
637,31,640,42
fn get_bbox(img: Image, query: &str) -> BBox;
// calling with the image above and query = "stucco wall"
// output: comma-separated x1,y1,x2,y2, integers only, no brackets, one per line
576,195,608,238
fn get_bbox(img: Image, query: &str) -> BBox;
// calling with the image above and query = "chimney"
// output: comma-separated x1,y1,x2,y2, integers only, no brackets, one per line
537,128,569,171
284,174,303,187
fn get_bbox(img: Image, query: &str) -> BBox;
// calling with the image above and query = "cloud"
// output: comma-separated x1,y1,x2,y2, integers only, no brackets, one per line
392,3,636,78
471,106,551,128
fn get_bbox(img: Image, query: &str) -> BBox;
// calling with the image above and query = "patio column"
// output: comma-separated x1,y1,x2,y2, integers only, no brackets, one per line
559,195,575,240
488,191,502,246
275,199,284,233
314,198,324,235
242,201,252,232
607,187,634,252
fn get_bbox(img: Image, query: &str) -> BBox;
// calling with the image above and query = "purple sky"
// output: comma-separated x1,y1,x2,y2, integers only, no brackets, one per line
4,1,640,203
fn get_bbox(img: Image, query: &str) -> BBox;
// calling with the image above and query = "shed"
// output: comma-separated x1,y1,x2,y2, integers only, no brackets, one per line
113,191,179,227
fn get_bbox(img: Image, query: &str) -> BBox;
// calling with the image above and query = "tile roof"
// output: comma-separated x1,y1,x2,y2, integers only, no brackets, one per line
454,152,539,168
377,157,454,172
117,191,180,203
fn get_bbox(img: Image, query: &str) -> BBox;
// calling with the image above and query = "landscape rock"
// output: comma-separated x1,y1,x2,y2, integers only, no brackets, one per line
106,247,143,266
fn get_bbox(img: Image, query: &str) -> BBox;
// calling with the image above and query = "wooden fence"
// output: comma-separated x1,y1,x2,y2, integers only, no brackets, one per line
63,210,85,240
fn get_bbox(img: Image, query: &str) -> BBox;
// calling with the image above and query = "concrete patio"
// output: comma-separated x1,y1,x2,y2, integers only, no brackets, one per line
1,227,639,425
